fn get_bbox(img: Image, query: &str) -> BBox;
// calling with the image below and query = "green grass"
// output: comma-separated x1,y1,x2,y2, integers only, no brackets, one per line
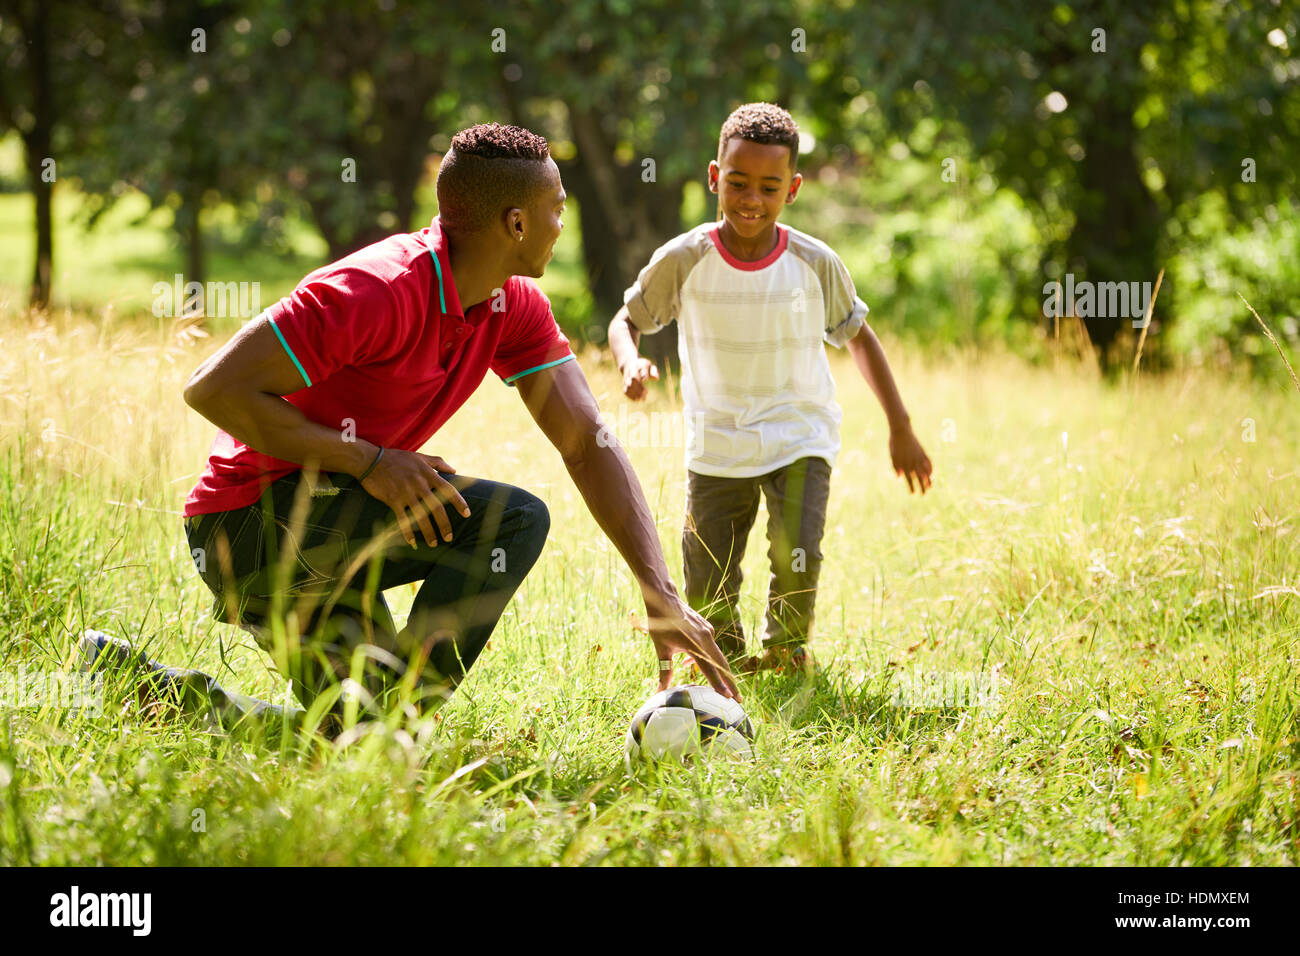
0,303,1297,865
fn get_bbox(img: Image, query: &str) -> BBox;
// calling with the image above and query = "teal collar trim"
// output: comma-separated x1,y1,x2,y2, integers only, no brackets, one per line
421,231,447,314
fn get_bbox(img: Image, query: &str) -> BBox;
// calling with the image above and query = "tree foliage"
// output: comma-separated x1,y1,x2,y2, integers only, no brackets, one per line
2,0,1295,368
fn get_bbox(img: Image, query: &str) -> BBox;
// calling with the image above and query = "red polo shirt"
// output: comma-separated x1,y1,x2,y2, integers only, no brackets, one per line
183,218,574,516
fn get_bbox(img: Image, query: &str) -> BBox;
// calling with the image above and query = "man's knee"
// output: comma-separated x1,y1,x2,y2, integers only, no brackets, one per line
509,489,550,562
519,489,550,534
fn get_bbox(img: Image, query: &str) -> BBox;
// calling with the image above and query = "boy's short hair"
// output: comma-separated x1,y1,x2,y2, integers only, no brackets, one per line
717,102,800,169
436,123,553,234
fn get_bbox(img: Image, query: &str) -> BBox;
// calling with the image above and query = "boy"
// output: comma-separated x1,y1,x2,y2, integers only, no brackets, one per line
608,103,933,674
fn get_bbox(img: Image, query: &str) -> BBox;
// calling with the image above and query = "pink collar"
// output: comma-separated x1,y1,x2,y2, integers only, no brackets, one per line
708,224,789,271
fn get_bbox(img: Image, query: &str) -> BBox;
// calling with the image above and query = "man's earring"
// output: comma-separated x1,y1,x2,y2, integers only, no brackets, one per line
517,234,524,242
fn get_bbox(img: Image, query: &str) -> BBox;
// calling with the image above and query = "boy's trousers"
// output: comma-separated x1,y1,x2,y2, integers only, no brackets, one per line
682,456,831,658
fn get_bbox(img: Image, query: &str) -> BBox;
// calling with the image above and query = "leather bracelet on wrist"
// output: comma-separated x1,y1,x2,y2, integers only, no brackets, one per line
357,445,385,482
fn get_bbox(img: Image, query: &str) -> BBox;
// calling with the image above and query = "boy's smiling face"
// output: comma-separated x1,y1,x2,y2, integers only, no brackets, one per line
709,137,803,248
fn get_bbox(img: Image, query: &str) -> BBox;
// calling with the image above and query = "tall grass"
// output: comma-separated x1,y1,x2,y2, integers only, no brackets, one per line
0,304,1297,865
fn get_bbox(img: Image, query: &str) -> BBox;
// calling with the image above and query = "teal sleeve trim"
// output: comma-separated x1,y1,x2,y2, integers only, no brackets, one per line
269,317,312,388
504,353,575,386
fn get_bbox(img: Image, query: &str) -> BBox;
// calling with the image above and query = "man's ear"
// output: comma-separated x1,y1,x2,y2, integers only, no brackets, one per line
707,160,720,194
786,172,803,204
505,207,526,242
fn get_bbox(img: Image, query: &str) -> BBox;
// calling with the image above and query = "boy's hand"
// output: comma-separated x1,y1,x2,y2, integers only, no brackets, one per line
620,357,659,401
889,424,933,494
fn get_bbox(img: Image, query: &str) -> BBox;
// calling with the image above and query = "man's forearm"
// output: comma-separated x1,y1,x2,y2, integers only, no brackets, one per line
607,307,642,373
562,433,676,604
188,389,375,477
847,325,911,429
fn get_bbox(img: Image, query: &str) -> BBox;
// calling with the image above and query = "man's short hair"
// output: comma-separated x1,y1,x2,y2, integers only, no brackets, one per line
436,124,553,234
717,102,800,169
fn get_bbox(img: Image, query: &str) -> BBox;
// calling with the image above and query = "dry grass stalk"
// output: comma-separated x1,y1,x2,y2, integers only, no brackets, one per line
1238,292,1300,394
1131,268,1165,377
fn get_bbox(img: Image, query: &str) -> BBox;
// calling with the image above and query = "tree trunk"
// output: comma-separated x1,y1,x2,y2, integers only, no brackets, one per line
559,154,626,319
176,182,204,310
640,175,687,375
24,0,53,311
186,204,204,295
565,104,683,375
27,147,52,311
1050,7,1162,369
1065,96,1161,366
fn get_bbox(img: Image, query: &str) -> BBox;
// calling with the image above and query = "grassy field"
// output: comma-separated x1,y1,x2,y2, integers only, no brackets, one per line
0,303,1297,866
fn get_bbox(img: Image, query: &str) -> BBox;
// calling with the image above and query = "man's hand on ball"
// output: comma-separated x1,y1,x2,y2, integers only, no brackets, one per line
621,357,659,401
646,592,740,701
359,448,471,548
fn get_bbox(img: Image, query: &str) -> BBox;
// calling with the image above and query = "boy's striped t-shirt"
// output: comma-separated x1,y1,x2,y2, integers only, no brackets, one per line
623,223,868,478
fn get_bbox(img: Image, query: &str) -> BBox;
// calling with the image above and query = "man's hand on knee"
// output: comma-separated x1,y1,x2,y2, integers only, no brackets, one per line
359,448,472,548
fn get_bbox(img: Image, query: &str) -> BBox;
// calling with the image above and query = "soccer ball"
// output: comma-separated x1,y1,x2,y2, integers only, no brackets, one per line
625,684,755,766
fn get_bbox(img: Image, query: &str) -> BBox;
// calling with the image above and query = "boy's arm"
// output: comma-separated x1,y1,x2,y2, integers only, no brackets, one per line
608,305,659,401
612,231,699,400
846,323,933,494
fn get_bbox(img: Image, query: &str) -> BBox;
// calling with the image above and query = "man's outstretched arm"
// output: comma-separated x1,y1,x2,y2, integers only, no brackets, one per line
514,360,739,700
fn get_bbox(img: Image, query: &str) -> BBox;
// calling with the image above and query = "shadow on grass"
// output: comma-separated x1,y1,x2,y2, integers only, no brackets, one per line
743,664,990,744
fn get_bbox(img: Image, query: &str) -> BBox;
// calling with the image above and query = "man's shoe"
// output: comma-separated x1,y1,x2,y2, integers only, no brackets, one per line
77,630,163,675
78,630,221,729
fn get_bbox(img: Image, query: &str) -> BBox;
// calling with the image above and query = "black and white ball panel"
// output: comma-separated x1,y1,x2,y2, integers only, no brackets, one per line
625,684,755,764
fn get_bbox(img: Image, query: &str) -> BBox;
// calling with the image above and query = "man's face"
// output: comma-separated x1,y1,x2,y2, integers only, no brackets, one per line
516,158,565,278
709,138,801,240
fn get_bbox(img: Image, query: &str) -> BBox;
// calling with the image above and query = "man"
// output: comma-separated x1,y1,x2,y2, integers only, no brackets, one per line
82,123,737,737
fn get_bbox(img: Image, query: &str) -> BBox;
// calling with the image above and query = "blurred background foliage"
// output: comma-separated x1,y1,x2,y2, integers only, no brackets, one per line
0,0,1296,375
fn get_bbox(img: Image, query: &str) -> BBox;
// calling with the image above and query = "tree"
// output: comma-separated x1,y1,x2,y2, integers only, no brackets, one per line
1,1,68,309
62,0,253,294
241,0,456,260
819,0,1299,365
